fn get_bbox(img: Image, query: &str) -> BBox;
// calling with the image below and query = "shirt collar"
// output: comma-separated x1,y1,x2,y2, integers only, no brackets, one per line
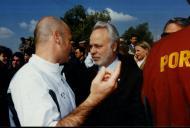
136,57,146,67
99,57,119,72
29,54,63,74
131,44,135,48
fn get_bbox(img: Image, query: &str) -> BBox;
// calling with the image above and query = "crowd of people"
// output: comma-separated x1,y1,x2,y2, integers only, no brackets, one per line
0,46,33,126
0,7,190,127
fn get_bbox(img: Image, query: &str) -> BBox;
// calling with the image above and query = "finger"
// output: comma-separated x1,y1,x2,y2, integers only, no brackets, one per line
109,61,121,81
105,68,113,75
102,68,113,81
103,73,111,81
93,66,106,82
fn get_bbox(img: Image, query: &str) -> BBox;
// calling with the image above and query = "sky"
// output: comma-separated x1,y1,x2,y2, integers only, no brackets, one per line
0,0,190,52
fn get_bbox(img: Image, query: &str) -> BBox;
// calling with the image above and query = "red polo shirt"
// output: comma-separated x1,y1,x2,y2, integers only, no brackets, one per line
142,26,190,126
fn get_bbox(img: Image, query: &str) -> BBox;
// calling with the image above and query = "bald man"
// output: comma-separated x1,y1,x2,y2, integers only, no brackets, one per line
8,16,121,127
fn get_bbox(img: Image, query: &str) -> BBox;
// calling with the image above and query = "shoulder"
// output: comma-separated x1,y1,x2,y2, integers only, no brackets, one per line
119,54,138,68
128,44,132,47
119,54,142,77
9,63,46,94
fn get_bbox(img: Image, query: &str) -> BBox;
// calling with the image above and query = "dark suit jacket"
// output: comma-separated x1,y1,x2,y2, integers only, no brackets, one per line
63,56,91,105
64,54,150,126
84,55,148,126
128,44,135,55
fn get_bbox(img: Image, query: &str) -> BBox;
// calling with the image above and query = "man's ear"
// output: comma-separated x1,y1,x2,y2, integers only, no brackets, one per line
112,42,118,52
54,31,60,44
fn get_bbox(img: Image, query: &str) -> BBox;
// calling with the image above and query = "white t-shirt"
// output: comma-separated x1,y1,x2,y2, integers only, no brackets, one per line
8,54,76,126
84,52,95,68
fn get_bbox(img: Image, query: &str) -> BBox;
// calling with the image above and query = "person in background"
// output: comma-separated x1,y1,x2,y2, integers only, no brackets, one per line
0,45,12,67
63,46,88,105
134,41,151,70
8,52,24,79
118,38,129,57
79,40,89,57
0,46,8,66
128,34,138,55
0,45,12,127
74,46,86,63
142,16,190,126
23,48,34,63
161,17,190,38
8,16,121,127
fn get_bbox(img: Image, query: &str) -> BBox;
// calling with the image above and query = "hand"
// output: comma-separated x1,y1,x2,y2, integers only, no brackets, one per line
88,61,121,105
56,61,121,127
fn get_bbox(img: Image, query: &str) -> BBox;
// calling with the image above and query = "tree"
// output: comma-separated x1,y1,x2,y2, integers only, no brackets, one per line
122,23,154,46
18,5,111,50
122,26,136,44
61,5,111,43
61,5,86,42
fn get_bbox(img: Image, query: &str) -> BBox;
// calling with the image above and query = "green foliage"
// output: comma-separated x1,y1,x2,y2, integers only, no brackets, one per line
19,5,154,49
61,5,86,42
61,5,111,43
122,23,153,46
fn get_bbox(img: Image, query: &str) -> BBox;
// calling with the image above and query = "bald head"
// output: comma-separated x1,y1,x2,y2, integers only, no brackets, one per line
34,16,70,49
33,16,72,64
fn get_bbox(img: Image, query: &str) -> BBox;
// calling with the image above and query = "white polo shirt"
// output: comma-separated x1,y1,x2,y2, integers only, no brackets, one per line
8,54,76,126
